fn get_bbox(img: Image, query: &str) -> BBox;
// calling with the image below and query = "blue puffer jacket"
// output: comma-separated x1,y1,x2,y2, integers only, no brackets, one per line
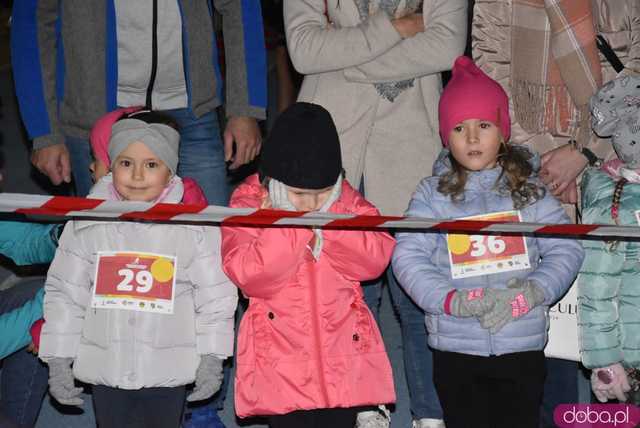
0,283,44,360
392,150,584,356
0,221,58,265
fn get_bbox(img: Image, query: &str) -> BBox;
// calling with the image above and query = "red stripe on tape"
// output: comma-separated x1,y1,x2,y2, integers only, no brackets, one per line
119,202,207,222
325,215,403,228
16,196,104,216
222,209,307,226
535,224,599,236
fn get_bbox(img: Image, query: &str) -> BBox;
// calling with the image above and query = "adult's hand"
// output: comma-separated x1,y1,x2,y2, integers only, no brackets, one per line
557,179,578,204
223,116,262,170
31,144,72,186
391,13,424,39
540,144,588,198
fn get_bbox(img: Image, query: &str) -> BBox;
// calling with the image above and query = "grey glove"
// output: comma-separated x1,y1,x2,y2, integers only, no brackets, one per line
47,357,84,406
448,288,497,317
186,355,224,402
479,279,546,334
268,179,296,211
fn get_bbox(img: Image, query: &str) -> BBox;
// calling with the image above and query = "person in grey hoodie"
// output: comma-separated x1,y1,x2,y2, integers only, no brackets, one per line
11,0,266,203
392,57,584,428
39,113,237,428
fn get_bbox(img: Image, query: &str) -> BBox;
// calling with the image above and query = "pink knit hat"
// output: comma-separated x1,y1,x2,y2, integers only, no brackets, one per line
89,106,142,165
438,56,510,147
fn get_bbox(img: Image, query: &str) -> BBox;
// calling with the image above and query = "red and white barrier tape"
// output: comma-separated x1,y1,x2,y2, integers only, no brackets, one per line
1,193,639,239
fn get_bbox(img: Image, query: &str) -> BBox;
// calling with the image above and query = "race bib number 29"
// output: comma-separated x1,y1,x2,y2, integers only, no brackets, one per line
447,211,530,279
91,252,177,314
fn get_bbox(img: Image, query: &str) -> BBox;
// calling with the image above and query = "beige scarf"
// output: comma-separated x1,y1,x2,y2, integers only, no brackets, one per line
511,0,602,147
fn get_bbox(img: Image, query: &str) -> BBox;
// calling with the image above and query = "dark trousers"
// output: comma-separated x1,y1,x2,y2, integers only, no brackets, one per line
92,385,186,428
0,279,48,428
268,407,361,428
433,350,546,428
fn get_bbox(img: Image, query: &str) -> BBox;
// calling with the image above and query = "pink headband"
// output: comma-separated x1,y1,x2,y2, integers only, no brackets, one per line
89,106,142,165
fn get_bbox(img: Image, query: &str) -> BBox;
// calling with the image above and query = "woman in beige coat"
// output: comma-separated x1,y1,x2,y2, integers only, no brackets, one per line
284,1,467,427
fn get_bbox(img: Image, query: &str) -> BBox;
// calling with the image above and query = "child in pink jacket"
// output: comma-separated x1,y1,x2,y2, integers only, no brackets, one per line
222,103,396,427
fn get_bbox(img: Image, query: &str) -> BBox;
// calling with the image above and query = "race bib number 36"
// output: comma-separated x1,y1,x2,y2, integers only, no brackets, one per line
447,211,530,279
91,252,177,314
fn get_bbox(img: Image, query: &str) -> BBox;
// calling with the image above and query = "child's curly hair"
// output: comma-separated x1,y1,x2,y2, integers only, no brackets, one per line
437,144,546,210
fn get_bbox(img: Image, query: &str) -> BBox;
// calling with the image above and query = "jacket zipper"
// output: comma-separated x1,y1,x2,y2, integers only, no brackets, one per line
145,0,159,109
310,265,330,406
482,194,496,355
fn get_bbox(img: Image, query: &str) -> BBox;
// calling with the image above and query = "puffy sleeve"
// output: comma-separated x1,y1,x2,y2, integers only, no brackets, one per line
525,193,585,305
392,179,455,315
221,183,314,299
187,227,238,358
39,223,94,361
322,187,396,282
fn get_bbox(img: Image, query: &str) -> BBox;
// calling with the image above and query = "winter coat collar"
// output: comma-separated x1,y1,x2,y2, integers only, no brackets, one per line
431,147,542,193
73,174,184,230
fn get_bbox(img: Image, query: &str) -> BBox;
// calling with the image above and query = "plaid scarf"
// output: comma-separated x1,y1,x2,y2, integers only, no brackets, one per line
511,0,602,147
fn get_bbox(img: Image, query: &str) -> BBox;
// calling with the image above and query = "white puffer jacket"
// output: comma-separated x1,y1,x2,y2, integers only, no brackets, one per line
39,175,237,389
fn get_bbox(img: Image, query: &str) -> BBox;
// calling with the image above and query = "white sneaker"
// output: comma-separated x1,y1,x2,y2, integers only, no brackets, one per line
355,405,391,428
412,418,446,428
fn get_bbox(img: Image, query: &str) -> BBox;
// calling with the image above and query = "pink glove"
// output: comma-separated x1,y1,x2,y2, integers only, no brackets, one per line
29,319,44,350
591,363,632,402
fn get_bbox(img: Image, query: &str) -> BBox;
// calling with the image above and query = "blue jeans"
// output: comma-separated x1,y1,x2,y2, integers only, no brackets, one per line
540,358,579,427
0,279,48,427
363,270,443,420
165,108,230,206
65,108,230,205
65,136,94,197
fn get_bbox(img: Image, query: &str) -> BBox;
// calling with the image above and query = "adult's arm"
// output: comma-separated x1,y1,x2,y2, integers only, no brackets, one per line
343,0,467,83
213,0,267,119
625,0,640,73
11,0,63,150
284,0,402,74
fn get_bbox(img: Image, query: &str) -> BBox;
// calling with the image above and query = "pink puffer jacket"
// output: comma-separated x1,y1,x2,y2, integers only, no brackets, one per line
222,174,396,417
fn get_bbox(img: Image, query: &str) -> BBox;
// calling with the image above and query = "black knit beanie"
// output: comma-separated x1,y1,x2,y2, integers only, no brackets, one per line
259,102,342,189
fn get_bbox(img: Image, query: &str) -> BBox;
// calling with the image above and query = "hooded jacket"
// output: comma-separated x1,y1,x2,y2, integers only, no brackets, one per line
222,174,396,417
39,175,237,389
579,168,640,369
392,150,585,356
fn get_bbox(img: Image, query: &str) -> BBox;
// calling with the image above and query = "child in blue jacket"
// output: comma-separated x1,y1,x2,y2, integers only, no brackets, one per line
392,57,585,428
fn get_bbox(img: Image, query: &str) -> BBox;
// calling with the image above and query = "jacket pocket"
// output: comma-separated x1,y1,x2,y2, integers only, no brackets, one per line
153,295,197,348
352,299,378,353
81,309,110,349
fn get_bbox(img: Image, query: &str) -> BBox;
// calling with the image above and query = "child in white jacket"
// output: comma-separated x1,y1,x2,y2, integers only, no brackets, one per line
39,111,237,428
